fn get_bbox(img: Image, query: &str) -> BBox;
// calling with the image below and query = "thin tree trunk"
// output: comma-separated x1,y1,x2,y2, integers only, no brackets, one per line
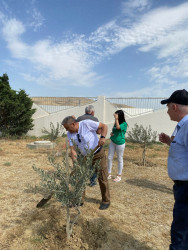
66,206,71,239
66,205,80,239
142,142,146,166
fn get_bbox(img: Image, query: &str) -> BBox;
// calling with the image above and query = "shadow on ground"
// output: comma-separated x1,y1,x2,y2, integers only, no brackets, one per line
126,178,173,194
80,216,153,250
85,197,101,204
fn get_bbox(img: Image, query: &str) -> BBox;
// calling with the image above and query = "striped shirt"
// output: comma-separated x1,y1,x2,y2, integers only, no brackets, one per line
67,120,99,156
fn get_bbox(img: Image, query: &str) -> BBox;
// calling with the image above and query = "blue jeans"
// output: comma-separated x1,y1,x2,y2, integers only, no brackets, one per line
90,172,97,186
170,182,188,249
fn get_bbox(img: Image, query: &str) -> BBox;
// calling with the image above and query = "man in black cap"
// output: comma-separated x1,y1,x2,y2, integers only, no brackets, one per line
159,89,188,249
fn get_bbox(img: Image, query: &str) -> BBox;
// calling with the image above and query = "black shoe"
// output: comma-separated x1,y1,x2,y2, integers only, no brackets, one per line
69,202,84,208
99,203,110,210
36,197,51,208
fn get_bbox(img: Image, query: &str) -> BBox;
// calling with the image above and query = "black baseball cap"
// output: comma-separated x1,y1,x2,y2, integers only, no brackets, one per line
161,89,188,105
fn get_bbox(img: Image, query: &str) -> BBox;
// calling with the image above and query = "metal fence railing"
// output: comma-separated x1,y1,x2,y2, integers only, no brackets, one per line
31,97,97,113
106,97,166,117
31,96,167,116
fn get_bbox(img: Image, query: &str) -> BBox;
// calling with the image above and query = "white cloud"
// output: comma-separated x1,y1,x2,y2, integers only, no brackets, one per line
121,0,151,16
137,5,188,57
145,62,188,97
147,66,171,81
3,18,25,37
1,2,188,93
0,10,6,24
88,2,188,58
88,2,188,95
2,19,29,58
28,7,45,31
114,80,188,97
2,18,100,87
174,57,188,78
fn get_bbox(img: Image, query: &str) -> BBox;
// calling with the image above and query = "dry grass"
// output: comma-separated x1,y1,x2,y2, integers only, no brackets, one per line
31,97,96,106
0,138,173,250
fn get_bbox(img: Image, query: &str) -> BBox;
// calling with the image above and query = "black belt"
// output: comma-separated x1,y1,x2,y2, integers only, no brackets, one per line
173,180,188,185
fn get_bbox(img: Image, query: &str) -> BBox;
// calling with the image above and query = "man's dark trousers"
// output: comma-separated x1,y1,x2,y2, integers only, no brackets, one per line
92,147,110,204
170,182,188,249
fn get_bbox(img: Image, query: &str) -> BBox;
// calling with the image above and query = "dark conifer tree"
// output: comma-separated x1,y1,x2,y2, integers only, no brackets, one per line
0,73,36,137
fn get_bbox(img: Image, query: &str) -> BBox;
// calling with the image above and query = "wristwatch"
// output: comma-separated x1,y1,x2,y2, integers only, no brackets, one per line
100,136,105,139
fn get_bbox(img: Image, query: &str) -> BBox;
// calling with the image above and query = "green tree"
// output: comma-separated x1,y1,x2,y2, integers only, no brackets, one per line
42,122,64,141
0,73,36,137
31,140,100,239
127,123,157,166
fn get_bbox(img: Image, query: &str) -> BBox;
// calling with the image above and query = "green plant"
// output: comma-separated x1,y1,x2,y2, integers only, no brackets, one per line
126,124,157,166
0,73,36,137
30,139,100,239
30,236,44,244
4,162,11,166
148,154,158,158
125,144,136,149
41,122,64,141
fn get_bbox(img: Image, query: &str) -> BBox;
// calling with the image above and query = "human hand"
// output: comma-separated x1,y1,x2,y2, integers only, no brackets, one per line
159,133,171,146
114,113,118,119
110,132,114,136
98,138,105,146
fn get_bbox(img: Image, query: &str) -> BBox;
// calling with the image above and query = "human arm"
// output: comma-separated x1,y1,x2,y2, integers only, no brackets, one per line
96,128,102,134
67,132,77,161
97,122,108,146
110,132,114,136
70,146,77,161
114,113,120,130
159,133,171,146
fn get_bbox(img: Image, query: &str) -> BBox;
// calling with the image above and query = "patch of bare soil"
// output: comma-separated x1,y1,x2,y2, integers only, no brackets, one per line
31,97,96,107
0,139,172,249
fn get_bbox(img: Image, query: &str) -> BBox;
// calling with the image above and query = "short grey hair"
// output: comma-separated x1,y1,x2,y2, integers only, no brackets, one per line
176,103,188,114
85,105,95,114
62,116,76,125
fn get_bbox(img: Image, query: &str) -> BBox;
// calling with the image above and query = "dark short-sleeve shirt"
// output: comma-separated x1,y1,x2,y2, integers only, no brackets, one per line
77,114,99,122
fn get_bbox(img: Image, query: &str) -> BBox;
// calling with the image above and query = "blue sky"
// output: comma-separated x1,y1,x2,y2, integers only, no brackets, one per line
0,0,188,97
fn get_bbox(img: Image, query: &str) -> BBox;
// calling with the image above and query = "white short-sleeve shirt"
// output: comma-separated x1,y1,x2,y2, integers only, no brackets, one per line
67,120,99,155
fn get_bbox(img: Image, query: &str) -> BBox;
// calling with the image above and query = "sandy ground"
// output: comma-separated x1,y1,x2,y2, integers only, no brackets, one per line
0,138,173,250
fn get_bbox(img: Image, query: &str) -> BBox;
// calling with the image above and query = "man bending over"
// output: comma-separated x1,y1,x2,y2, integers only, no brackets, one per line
62,116,110,210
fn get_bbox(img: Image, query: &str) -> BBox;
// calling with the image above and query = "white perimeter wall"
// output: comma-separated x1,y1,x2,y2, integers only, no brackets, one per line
28,96,177,138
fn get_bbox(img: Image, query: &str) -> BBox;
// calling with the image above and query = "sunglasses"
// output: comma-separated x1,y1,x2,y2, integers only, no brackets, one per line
77,134,81,143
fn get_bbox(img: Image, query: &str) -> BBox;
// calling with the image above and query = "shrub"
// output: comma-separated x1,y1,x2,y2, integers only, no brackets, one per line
126,123,157,166
41,122,64,141
30,139,100,239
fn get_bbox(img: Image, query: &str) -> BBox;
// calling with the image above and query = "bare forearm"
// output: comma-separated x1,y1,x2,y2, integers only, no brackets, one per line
98,122,107,137
101,126,107,137
70,147,77,161
115,119,120,130
98,123,108,146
